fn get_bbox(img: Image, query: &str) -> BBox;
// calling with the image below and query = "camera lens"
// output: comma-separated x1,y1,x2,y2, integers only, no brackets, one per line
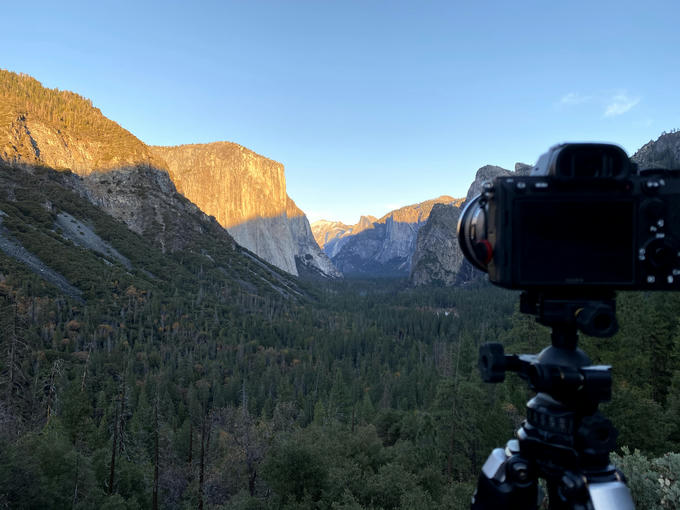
457,194,492,272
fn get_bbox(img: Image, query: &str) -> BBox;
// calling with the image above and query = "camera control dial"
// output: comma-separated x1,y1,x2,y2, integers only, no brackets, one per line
642,238,678,269
640,236,680,285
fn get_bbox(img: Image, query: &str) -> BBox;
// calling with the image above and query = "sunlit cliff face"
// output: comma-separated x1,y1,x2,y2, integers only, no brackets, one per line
149,142,338,277
151,142,292,229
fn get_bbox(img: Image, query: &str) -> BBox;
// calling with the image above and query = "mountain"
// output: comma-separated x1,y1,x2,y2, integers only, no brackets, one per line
312,215,377,259
0,69,337,278
313,196,463,277
632,130,680,169
0,71,198,253
0,159,306,304
150,143,340,278
410,164,530,286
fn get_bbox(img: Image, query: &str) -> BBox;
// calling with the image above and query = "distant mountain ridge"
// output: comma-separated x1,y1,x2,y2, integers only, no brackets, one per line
0,69,338,278
313,196,463,277
312,215,377,258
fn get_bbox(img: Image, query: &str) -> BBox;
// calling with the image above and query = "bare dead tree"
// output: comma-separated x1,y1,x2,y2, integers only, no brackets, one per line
0,300,30,429
108,392,121,495
45,358,64,424
198,408,213,510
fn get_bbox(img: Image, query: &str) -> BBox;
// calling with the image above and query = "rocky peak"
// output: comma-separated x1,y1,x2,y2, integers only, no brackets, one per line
410,164,523,287
353,215,377,234
378,196,460,224
515,162,532,174
409,203,464,286
465,165,513,203
311,220,353,249
632,131,680,170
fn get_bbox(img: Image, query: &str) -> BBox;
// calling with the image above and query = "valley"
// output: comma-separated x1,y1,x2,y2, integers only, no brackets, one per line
0,70,679,509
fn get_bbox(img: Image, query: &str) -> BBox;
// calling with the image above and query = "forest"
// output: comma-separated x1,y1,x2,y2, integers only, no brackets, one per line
0,164,679,509
1,266,679,509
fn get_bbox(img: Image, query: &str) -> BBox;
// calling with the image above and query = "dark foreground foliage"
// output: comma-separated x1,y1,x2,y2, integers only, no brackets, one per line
1,269,679,509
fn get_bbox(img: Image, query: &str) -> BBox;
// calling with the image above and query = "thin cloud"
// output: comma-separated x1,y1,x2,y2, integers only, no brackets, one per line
560,92,591,105
604,92,640,117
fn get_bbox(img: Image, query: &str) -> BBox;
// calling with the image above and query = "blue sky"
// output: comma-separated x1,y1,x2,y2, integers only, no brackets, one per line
2,1,679,224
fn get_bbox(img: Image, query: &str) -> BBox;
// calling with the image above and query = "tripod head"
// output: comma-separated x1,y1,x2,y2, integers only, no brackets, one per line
471,292,634,510
479,292,617,410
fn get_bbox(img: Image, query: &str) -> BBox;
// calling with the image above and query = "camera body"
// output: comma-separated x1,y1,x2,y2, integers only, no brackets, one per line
458,143,680,291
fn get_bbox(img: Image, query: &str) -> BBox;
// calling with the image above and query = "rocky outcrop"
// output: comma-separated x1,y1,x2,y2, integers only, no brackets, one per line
314,196,461,277
409,203,464,286
151,143,339,278
151,143,287,229
286,198,342,279
632,131,680,170
81,165,226,254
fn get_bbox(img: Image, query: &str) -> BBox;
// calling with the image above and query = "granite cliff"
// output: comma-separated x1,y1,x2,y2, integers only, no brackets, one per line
313,196,462,277
409,203,464,286
151,143,340,278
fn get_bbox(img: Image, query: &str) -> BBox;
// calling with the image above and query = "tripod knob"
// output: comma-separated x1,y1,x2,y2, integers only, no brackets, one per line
479,343,506,382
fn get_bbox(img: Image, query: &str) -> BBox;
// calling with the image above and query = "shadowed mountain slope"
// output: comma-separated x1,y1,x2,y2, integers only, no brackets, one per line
0,160,306,305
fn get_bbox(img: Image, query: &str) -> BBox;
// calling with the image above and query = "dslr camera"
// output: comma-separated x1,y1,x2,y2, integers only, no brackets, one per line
458,143,680,291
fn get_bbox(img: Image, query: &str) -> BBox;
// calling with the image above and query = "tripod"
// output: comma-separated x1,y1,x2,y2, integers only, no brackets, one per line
471,292,635,510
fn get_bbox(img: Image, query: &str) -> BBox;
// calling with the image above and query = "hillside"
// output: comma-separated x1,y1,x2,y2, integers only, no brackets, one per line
0,160,305,302
0,70,160,173
0,70,336,277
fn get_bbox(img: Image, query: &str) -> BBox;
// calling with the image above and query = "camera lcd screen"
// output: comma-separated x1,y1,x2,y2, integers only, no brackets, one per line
516,199,635,285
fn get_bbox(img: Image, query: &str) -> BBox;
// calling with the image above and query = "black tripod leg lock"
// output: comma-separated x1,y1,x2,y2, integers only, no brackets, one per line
471,441,539,509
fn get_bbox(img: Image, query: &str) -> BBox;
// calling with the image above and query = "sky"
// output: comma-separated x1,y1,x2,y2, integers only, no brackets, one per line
2,0,679,224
